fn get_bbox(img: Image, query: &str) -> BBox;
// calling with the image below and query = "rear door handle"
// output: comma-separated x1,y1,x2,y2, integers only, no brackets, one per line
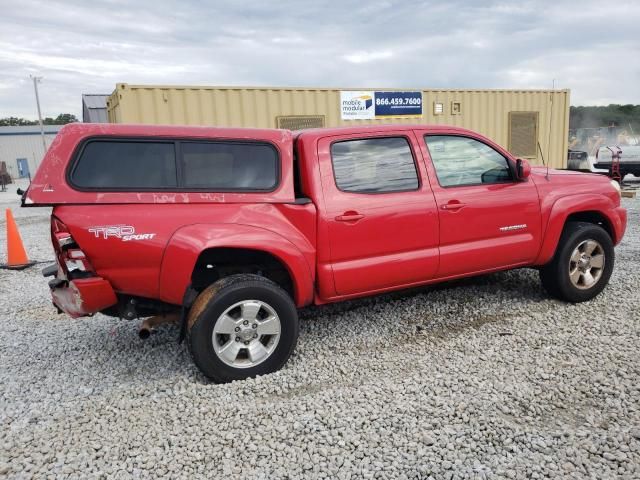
441,202,466,211
335,212,365,222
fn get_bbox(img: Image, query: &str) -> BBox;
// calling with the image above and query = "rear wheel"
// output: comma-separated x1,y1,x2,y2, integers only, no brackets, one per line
187,274,299,382
539,222,614,302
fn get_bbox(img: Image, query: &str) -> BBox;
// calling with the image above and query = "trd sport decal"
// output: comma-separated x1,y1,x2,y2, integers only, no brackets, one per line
88,225,156,241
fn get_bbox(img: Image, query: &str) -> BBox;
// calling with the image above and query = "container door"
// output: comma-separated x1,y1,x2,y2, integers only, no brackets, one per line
17,158,30,178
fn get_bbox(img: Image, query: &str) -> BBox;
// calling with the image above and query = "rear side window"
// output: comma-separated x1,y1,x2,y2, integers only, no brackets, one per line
69,138,280,191
331,137,419,193
71,141,177,189
181,142,278,190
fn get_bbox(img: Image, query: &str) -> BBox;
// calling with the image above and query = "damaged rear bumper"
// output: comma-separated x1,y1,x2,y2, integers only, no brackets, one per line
44,266,117,318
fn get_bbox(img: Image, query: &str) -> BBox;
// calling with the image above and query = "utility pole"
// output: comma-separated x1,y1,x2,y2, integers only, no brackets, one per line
30,75,47,166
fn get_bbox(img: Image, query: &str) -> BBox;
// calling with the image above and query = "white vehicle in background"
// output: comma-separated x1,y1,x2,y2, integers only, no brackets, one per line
594,145,640,180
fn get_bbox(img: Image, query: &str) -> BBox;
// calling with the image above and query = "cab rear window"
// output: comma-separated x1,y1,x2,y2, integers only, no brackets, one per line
69,139,279,191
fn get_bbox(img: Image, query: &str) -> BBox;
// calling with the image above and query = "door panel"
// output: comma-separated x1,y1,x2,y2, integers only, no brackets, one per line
433,182,541,276
420,134,541,277
317,132,439,297
328,204,439,295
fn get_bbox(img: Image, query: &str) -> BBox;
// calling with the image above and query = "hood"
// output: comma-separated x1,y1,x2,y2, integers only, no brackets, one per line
531,166,599,177
529,166,620,205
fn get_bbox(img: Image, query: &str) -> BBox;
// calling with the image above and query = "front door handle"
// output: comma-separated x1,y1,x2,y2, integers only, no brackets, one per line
335,212,365,222
441,201,466,211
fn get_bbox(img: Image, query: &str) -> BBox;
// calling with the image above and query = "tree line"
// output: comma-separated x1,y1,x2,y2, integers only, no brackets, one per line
0,113,78,126
570,105,640,133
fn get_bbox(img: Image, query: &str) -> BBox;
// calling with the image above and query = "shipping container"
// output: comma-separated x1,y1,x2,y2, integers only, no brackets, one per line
107,84,570,168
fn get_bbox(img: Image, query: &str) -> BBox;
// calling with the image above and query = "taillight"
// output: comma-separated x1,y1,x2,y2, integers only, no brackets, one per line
51,216,75,251
50,215,94,276
55,232,74,249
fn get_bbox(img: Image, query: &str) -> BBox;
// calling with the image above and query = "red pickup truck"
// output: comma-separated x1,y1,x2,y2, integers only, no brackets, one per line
24,123,627,382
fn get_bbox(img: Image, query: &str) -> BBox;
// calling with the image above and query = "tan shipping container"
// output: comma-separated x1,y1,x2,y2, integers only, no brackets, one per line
108,84,570,168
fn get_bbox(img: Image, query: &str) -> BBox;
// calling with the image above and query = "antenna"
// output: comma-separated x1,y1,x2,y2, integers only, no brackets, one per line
545,90,554,179
538,142,549,180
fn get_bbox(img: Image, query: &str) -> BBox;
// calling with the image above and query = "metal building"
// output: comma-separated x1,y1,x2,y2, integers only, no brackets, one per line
82,94,109,123
107,84,570,168
0,125,63,180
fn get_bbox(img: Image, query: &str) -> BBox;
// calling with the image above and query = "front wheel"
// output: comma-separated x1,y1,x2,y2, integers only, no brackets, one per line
187,274,299,383
539,222,614,302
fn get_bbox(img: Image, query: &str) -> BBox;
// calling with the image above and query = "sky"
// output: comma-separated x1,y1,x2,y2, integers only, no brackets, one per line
1,0,639,120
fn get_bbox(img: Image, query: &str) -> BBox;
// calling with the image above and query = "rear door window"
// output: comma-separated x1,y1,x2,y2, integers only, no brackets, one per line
181,142,278,190
71,140,177,189
330,137,419,193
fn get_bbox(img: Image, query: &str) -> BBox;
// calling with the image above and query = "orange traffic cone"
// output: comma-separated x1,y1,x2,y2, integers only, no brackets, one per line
2,208,34,270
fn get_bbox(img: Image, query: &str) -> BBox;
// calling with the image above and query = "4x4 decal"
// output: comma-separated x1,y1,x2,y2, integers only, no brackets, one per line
88,225,156,242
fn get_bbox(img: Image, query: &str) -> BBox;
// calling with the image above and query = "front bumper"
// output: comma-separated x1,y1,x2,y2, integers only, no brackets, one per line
45,267,117,318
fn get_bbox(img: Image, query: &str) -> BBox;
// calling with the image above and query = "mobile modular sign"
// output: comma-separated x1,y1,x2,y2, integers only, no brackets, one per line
340,91,422,120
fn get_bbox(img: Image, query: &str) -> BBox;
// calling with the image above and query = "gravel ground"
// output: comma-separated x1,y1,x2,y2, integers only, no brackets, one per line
1,183,639,479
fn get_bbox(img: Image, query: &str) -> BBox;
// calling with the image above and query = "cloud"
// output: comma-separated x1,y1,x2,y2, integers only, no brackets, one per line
0,0,639,120
343,50,393,64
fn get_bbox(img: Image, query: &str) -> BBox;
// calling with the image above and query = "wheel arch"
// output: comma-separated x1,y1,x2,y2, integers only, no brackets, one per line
191,247,295,299
565,211,613,239
159,223,315,307
535,194,620,265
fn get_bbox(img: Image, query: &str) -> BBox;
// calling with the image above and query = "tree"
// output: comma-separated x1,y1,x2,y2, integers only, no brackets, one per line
43,114,78,125
569,104,640,132
52,113,78,125
0,117,37,126
0,113,78,126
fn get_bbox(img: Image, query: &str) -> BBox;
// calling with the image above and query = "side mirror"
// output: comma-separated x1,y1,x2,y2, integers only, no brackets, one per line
515,158,531,181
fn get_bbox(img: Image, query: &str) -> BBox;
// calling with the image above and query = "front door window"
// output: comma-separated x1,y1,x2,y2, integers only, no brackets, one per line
425,135,512,187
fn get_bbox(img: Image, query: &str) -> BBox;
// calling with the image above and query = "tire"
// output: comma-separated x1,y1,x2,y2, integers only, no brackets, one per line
539,222,614,303
187,274,299,383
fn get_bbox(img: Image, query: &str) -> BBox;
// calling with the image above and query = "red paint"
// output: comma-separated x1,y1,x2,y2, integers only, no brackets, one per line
25,123,295,205
313,129,439,297
51,277,117,319
25,123,627,318
158,219,316,307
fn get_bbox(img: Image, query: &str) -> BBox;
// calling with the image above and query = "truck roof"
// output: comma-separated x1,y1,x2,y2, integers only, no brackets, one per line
54,122,291,140
53,122,474,140
293,124,476,140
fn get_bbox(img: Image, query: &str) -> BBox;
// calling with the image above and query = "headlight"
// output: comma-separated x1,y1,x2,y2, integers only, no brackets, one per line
610,179,621,197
